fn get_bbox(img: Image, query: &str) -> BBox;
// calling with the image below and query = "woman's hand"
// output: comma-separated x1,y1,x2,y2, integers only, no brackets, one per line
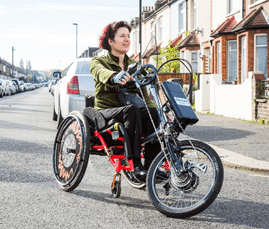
111,71,134,85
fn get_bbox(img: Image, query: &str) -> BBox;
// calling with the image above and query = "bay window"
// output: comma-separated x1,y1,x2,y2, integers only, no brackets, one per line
255,34,267,78
191,51,198,73
227,40,237,82
241,36,246,83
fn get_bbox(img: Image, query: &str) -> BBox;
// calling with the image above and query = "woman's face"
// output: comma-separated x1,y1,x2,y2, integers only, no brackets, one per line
109,27,130,55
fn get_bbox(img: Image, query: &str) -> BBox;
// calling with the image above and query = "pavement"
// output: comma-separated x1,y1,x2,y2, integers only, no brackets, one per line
183,112,269,173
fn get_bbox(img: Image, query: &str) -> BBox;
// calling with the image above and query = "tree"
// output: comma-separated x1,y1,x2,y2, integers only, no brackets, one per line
153,40,181,73
27,60,32,72
20,59,24,69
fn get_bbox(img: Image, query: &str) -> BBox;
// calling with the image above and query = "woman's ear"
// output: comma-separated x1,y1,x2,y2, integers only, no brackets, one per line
108,38,113,46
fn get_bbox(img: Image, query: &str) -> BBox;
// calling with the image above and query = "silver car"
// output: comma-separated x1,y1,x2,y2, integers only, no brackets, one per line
53,58,95,127
4,80,17,95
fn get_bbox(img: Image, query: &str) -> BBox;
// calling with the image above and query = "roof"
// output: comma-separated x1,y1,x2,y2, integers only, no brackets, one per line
178,31,200,49
143,43,162,58
170,34,182,47
211,16,237,38
233,6,269,32
132,53,140,61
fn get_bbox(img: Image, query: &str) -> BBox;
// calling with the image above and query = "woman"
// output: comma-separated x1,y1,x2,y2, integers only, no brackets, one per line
90,21,161,182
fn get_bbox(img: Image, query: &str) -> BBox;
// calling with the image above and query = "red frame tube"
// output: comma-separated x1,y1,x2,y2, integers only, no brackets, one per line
93,130,134,172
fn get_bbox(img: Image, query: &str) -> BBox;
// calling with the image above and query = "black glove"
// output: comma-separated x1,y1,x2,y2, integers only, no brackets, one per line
112,71,128,84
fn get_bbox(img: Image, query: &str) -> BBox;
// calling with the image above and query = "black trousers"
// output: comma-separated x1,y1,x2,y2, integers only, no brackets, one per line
100,105,160,167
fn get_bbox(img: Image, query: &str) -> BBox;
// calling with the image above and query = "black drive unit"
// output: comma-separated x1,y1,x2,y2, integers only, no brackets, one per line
161,81,199,125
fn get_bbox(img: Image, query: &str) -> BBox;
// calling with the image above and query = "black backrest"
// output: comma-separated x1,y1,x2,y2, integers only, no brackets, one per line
85,95,95,108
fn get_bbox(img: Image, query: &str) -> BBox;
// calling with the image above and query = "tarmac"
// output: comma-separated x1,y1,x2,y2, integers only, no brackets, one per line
182,112,269,173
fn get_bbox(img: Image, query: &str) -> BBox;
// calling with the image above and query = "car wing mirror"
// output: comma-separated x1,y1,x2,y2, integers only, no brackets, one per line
53,71,62,79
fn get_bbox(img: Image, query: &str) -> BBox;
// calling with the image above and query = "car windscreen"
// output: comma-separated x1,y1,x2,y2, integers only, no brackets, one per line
75,61,91,74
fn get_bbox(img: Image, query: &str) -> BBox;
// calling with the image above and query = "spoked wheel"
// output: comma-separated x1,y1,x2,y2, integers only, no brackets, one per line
147,140,224,218
53,111,91,192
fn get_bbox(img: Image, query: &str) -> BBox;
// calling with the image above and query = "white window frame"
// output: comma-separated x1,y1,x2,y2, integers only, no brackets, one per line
191,51,198,73
241,36,246,83
254,34,267,78
150,21,155,45
158,16,163,43
228,0,239,15
227,40,238,82
217,42,221,74
249,0,268,8
193,0,198,30
178,1,186,34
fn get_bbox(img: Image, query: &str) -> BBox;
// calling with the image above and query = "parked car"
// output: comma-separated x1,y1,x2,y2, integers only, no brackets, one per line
19,81,25,92
25,83,34,91
0,79,11,96
48,80,56,93
53,57,95,127
4,80,17,95
0,79,4,97
12,79,21,93
50,79,58,96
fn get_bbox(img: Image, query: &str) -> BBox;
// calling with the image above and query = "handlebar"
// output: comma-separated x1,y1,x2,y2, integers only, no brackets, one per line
128,64,157,86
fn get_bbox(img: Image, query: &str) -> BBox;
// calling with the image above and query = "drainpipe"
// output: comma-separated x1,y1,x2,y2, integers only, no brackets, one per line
242,0,244,18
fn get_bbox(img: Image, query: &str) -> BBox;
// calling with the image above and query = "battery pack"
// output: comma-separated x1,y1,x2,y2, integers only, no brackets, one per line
161,81,198,125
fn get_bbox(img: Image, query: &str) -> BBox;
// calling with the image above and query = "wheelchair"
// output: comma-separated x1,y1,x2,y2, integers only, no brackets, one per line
53,61,224,218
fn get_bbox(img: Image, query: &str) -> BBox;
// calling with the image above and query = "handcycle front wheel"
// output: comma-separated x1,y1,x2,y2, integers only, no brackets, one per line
147,140,224,218
122,159,146,189
53,111,91,192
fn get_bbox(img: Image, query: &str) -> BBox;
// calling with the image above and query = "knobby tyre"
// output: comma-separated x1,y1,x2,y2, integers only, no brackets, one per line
147,140,224,218
53,111,91,192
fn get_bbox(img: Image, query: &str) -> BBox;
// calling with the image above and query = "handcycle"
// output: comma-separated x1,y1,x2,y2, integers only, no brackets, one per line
53,58,224,218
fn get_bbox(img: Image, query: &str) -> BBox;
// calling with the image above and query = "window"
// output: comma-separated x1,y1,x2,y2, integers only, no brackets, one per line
227,40,237,82
191,51,198,73
75,61,91,74
228,0,239,14
255,34,267,78
241,36,246,83
151,21,155,45
158,17,163,43
217,42,221,74
193,0,197,29
178,1,186,33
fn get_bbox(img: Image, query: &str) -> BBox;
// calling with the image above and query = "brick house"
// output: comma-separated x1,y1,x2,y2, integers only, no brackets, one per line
211,6,269,84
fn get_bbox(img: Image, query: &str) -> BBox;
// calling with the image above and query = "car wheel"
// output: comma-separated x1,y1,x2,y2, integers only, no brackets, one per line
57,100,63,128
53,103,58,121
0,90,3,98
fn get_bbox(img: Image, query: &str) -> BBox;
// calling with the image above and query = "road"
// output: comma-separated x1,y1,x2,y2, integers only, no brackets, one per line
0,88,268,229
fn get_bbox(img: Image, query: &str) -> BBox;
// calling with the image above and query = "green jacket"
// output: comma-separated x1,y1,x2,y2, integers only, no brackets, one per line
89,52,156,110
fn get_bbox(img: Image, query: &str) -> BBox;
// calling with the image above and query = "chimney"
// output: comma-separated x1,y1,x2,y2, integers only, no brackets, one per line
154,0,163,11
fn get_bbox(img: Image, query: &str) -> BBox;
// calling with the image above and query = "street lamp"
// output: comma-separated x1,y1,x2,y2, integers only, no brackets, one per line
12,46,15,77
73,23,78,58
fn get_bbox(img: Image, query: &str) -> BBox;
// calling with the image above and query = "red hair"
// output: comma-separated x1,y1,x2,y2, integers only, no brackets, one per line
99,21,132,51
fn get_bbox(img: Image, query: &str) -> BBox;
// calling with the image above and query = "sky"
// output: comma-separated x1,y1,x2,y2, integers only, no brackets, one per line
0,0,156,71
